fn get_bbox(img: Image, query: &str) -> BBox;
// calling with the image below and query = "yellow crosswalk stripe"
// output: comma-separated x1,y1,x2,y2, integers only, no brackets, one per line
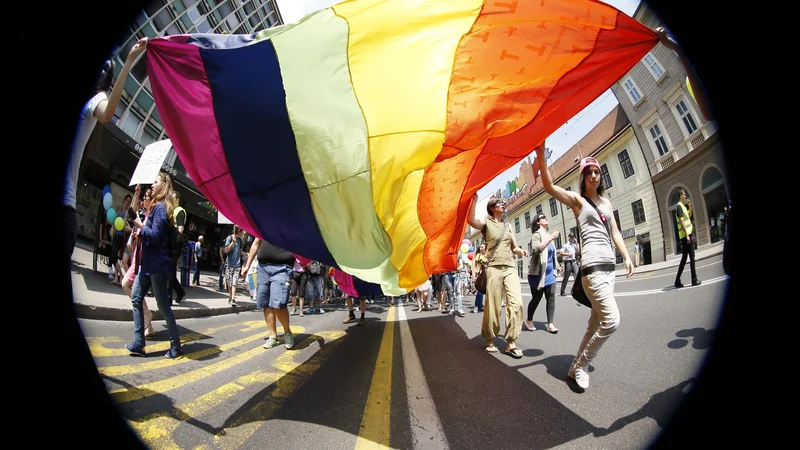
99,326,305,377
87,321,264,357
109,326,306,403
355,306,396,449
127,331,345,449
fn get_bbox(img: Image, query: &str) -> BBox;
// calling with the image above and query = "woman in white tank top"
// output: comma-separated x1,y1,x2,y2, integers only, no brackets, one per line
535,142,633,389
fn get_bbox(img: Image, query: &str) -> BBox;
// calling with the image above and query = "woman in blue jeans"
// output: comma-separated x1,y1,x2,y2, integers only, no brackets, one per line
126,172,183,359
525,212,560,334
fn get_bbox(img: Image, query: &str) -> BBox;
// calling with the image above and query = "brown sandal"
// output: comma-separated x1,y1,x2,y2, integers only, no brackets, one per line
505,347,523,358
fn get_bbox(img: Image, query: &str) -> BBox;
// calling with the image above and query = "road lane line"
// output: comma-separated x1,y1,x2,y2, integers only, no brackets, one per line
355,305,396,449
397,304,448,449
87,320,265,357
99,326,306,377
108,326,310,403
615,275,729,296
214,331,346,450
128,330,345,450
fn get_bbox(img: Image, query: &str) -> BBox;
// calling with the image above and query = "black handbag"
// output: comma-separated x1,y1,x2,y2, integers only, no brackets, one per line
571,196,612,308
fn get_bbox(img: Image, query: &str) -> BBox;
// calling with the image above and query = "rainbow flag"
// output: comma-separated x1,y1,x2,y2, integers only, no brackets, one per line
146,0,657,294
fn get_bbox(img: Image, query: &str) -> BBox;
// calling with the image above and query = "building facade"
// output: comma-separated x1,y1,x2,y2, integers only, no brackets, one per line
469,105,665,279
609,3,729,259
76,0,283,269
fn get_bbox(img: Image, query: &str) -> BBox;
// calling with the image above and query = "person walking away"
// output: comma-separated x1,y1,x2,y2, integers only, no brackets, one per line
241,238,295,349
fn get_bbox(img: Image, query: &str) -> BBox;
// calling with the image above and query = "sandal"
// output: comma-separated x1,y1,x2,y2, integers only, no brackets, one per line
484,345,498,353
504,347,523,359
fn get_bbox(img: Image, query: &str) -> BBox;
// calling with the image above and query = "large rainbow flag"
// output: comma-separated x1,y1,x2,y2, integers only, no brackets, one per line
146,0,657,294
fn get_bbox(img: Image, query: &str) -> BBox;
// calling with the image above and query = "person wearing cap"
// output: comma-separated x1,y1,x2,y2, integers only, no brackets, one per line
535,142,633,389
559,233,579,296
467,194,529,358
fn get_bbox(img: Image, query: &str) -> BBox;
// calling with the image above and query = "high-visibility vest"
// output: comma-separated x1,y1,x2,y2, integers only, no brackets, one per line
173,206,186,229
675,202,693,239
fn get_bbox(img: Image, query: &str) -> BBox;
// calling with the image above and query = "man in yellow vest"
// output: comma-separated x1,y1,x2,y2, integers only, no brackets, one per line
169,191,187,303
674,189,701,288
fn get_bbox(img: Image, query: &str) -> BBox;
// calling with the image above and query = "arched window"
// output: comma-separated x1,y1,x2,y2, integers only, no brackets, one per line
702,167,724,194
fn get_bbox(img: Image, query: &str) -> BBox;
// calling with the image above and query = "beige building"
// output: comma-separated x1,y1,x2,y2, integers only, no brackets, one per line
469,105,664,278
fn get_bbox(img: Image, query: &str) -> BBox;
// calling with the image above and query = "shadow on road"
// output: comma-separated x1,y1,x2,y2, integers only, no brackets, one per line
667,328,715,350
593,378,696,436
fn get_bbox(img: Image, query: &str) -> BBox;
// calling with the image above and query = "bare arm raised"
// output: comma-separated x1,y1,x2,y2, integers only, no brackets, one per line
534,142,582,213
467,193,485,231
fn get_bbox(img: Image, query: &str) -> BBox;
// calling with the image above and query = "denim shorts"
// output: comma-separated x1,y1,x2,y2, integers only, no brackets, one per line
256,263,292,309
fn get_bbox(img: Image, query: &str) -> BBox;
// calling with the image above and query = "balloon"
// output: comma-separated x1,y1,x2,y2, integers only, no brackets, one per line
462,239,470,246
103,192,113,210
467,253,474,260
106,208,117,224
102,185,111,197
460,243,469,253
469,246,474,253
114,217,125,231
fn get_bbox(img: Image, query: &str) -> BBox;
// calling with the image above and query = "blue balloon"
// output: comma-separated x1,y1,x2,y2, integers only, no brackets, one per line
102,185,111,197
103,192,113,210
469,246,475,253
106,208,117,224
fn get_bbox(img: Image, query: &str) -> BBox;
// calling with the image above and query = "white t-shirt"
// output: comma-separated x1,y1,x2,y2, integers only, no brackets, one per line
63,92,107,209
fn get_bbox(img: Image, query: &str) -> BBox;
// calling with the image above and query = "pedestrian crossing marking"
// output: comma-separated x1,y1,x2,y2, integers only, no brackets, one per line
87,320,264,357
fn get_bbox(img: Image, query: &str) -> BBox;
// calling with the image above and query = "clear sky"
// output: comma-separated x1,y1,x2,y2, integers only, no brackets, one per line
275,0,643,199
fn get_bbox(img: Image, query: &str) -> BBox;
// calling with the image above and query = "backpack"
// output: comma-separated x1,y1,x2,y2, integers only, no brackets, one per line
168,225,184,259
308,261,321,275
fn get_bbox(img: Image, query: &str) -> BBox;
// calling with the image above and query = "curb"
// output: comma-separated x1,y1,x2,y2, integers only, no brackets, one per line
74,301,258,322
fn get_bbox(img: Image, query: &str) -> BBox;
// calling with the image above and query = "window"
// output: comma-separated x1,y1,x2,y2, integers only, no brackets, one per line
649,123,670,156
623,77,643,104
601,164,613,189
550,198,558,216
613,210,621,230
515,217,520,233
536,204,542,215
618,150,635,179
524,211,530,230
643,53,665,79
675,100,698,135
120,110,143,139
632,200,646,225
565,187,572,209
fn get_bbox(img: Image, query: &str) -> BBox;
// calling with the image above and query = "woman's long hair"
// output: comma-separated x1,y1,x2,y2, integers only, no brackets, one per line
151,172,176,226
96,59,115,93
579,167,606,198
531,213,547,233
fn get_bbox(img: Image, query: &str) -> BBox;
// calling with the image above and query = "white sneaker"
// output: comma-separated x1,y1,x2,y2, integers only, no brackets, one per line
230,299,237,307
319,308,325,314
568,367,590,389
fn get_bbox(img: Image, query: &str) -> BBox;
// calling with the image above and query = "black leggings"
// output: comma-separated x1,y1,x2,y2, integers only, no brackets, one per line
527,280,556,323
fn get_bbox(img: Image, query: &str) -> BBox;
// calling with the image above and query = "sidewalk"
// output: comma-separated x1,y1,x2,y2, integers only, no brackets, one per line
524,241,724,284
70,239,724,321
70,242,258,322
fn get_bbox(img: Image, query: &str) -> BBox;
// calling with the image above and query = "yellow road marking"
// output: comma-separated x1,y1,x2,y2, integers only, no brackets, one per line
99,326,305,377
355,306,396,449
88,321,265,357
109,326,306,403
127,331,345,450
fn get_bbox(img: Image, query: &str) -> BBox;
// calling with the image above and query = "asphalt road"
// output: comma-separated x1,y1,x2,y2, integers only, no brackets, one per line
79,255,728,449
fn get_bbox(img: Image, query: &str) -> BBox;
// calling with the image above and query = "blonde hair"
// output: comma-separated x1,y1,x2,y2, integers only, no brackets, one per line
151,172,176,225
